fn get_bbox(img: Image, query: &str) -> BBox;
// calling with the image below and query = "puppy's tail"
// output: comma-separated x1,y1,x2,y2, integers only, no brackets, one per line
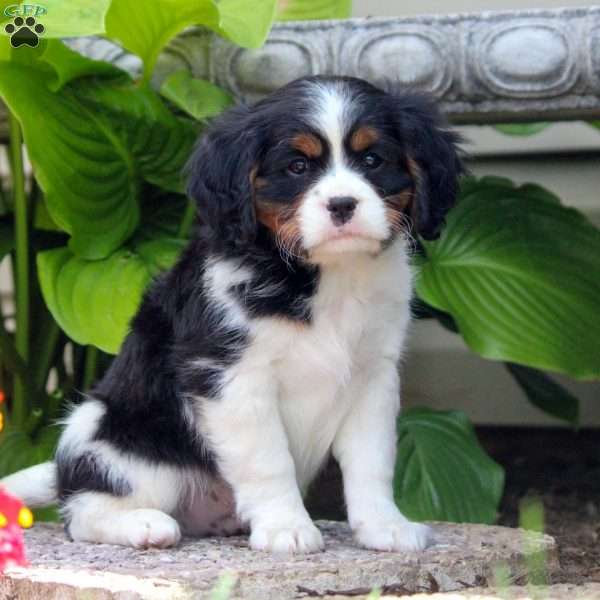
0,461,58,508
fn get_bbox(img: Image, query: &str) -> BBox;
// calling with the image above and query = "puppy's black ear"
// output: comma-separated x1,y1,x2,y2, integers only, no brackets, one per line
392,94,464,240
186,105,259,249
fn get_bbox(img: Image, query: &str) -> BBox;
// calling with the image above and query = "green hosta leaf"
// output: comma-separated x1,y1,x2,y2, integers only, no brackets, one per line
0,36,10,59
0,64,138,258
37,39,126,90
416,177,600,381
12,0,111,37
494,123,550,136
75,80,197,194
160,71,232,121
217,0,276,47
34,197,61,231
33,506,60,522
395,408,504,523
0,425,60,479
0,57,195,259
506,363,579,426
38,238,185,353
138,188,189,240
105,0,276,80
276,0,352,21
0,1,12,23
0,39,124,90
105,0,220,80
589,121,600,132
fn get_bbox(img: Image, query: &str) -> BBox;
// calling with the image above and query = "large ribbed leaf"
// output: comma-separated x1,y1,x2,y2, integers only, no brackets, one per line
395,408,504,523
506,363,579,426
416,177,600,380
0,51,195,259
217,0,276,47
160,71,232,121
105,0,276,80
10,0,112,37
37,238,185,354
0,64,137,258
75,81,197,194
276,0,352,20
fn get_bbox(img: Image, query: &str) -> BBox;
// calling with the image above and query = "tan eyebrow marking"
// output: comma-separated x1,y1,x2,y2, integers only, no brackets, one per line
291,133,323,158
350,126,379,152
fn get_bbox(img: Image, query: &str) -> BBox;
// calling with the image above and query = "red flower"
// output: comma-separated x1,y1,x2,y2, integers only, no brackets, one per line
0,487,31,572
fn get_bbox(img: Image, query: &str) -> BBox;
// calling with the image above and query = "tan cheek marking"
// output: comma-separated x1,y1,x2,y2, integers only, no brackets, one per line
350,126,379,152
255,195,305,256
406,157,422,190
385,189,413,212
385,189,414,232
406,157,423,224
291,133,322,158
255,200,281,233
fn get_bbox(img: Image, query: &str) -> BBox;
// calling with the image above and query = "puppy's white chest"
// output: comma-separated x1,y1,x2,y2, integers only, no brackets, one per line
268,248,412,489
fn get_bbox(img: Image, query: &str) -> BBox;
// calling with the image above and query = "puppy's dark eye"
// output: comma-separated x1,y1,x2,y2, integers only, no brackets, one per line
362,152,383,170
287,158,308,176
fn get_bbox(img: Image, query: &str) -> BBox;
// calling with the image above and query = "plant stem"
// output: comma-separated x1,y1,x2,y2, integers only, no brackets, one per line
9,111,30,428
177,199,197,239
0,152,7,214
0,323,28,377
33,318,60,393
82,345,99,391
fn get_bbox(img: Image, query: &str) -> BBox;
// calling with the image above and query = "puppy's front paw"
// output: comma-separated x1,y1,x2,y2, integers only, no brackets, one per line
250,520,324,554
355,519,431,552
123,509,182,549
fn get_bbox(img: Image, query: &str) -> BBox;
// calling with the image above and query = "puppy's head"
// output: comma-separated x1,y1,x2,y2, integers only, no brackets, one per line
187,76,463,262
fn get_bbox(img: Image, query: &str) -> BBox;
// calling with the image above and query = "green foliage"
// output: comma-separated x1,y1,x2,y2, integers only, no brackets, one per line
394,408,504,523
506,363,579,426
276,0,352,21
494,123,550,136
0,0,598,529
160,71,233,120
0,426,60,478
519,497,548,585
18,0,112,37
0,0,276,505
38,239,184,354
417,177,600,381
105,0,276,80
0,52,196,259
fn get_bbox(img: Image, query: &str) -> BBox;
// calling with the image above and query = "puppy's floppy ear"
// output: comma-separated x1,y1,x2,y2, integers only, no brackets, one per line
186,105,260,249
392,93,464,240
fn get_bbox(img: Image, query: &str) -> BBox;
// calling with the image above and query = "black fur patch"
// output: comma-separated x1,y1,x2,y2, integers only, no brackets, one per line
57,450,131,502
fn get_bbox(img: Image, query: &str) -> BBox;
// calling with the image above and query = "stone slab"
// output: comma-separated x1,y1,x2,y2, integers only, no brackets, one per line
327,584,600,600
0,521,557,600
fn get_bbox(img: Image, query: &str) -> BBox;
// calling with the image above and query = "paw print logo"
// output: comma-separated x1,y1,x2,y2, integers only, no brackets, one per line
4,16,45,48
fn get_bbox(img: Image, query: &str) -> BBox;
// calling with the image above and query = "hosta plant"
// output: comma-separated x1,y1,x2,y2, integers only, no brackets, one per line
0,0,598,525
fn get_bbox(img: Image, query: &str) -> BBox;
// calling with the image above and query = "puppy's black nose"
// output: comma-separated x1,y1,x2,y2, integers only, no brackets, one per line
327,196,357,226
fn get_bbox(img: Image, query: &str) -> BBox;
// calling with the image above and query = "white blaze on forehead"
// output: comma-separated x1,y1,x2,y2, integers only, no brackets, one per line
308,82,354,166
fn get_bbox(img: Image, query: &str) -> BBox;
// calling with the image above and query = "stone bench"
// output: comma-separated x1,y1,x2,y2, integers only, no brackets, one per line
0,521,556,600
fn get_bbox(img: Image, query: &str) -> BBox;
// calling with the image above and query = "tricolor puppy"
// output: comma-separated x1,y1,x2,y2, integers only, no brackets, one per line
3,76,462,553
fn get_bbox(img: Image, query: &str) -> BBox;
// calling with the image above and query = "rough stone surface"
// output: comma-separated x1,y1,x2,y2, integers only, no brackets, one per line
327,584,600,599
0,521,557,600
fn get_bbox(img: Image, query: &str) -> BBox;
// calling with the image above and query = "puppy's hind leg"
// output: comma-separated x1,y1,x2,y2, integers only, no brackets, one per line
64,492,182,549
57,400,188,548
